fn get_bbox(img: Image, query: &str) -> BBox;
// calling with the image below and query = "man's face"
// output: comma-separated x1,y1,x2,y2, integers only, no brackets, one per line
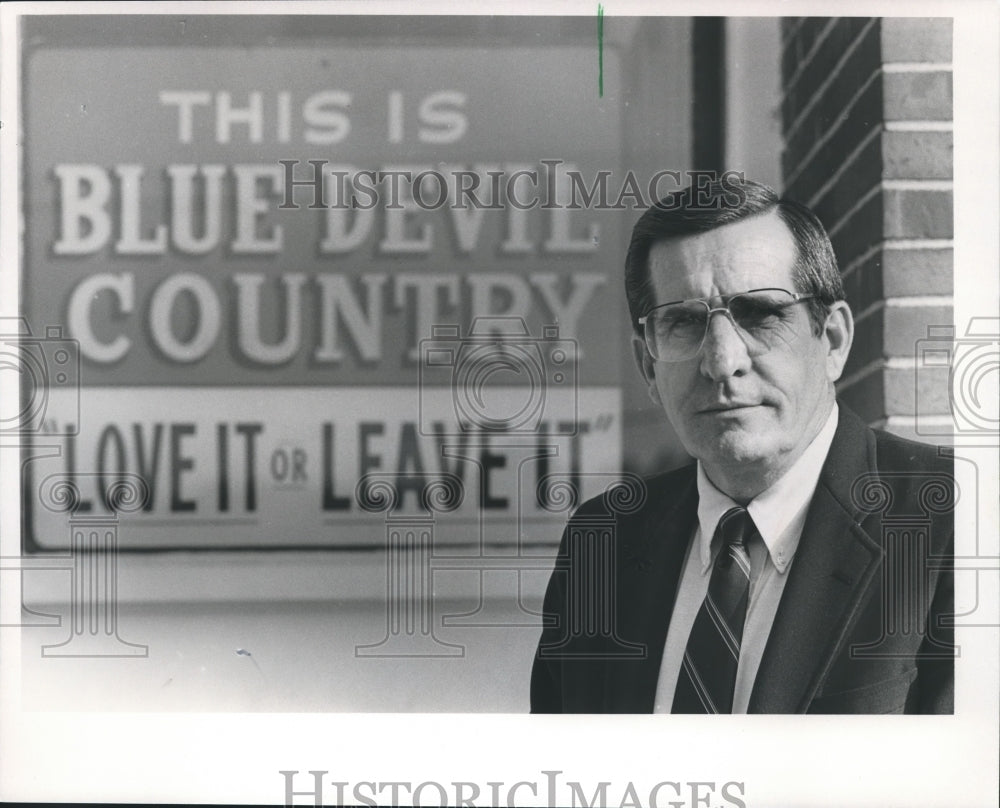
633,211,853,497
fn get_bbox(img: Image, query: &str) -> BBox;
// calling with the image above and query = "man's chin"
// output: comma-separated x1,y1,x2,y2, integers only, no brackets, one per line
709,437,769,468
691,422,773,468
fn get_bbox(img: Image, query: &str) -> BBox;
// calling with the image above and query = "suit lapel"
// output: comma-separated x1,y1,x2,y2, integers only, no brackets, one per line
603,468,698,712
748,407,885,713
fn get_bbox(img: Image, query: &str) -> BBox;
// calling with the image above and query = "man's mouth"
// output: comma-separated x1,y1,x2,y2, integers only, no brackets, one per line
698,402,761,414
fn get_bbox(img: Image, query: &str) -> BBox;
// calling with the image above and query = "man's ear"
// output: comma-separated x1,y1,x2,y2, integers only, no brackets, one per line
823,300,855,383
632,333,663,405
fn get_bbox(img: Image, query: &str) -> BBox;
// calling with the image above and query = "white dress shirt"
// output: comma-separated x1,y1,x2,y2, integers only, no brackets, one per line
653,404,840,713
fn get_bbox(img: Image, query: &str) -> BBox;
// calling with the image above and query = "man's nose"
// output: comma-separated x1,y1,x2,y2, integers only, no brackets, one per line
698,310,752,380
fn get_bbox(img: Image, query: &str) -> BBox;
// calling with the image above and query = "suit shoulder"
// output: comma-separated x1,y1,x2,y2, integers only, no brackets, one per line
871,428,952,475
868,429,955,540
568,463,696,522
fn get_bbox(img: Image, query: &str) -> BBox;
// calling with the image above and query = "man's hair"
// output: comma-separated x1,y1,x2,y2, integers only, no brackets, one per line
625,177,846,336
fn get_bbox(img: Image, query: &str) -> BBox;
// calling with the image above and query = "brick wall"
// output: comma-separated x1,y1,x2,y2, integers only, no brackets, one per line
779,18,953,441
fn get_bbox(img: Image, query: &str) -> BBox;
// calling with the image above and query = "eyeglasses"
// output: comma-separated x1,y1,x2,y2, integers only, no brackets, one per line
638,288,816,362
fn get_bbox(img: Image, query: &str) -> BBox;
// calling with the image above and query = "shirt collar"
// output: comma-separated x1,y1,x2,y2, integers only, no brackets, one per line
695,404,839,574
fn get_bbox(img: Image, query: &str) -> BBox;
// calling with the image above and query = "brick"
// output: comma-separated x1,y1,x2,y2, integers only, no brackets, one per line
885,366,950,416
798,17,827,58
841,300,952,380
784,79,883,199
883,71,952,120
781,18,868,126
802,29,881,133
844,305,886,379
782,26,882,177
884,303,953,357
879,417,953,445
841,363,950,424
782,21,807,82
780,18,802,43
810,138,882,227
882,248,953,296
782,22,879,141
837,367,886,423
842,250,884,312
883,188,953,238
881,18,952,63
882,130,953,179
829,190,883,270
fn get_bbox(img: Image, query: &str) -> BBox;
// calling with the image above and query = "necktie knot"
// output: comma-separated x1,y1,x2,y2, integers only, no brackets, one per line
715,507,753,568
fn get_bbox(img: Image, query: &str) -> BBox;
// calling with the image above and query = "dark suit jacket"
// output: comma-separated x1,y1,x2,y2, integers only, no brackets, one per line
530,407,954,714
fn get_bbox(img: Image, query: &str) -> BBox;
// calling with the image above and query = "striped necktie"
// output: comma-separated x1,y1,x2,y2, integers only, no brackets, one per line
671,506,756,714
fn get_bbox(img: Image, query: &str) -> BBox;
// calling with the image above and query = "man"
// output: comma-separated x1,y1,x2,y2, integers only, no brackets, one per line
531,178,954,714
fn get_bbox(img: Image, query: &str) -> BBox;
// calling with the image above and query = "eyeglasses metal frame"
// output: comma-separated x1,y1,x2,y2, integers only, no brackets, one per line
637,287,817,362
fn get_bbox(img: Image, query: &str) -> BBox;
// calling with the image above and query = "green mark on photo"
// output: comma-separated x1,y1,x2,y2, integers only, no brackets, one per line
597,4,605,97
